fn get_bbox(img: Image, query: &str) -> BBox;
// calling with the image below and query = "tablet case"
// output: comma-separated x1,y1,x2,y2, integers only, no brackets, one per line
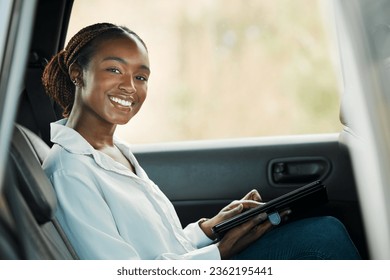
211,180,328,239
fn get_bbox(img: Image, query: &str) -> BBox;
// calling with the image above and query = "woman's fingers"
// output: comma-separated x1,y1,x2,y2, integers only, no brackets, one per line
217,213,271,259
242,189,262,202
221,200,261,213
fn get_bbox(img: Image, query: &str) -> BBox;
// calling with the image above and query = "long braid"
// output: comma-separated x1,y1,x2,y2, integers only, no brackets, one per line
42,23,146,117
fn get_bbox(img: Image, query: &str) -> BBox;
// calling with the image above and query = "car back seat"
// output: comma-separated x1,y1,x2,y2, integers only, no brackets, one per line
0,124,79,259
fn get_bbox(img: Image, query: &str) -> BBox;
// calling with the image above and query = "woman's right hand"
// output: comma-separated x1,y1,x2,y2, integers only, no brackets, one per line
217,209,290,259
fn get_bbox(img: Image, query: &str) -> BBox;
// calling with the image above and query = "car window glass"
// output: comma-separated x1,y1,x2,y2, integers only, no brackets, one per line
0,0,13,69
67,0,341,144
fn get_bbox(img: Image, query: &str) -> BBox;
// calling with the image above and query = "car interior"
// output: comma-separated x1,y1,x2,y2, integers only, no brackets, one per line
0,0,374,259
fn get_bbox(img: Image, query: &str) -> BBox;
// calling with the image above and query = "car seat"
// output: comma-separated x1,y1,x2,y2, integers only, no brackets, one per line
0,124,78,259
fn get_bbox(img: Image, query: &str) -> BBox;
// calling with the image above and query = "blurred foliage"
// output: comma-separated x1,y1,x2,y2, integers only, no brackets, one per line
69,0,342,143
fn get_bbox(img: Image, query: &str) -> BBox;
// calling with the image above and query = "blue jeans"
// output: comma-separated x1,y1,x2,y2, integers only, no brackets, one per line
232,216,361,260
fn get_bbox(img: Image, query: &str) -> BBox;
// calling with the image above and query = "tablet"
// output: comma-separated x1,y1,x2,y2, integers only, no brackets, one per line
211,180,327,239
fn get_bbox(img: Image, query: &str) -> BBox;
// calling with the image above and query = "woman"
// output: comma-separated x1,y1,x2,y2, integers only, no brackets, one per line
42,22,360,260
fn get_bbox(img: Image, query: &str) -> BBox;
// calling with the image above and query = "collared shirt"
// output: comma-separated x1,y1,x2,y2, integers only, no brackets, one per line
43,119,220,260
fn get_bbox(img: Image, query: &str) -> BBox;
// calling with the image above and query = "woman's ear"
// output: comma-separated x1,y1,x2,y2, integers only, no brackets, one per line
69,62,83,87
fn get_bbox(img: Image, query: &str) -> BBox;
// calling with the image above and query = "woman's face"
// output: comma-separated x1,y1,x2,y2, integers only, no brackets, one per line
76,34,150,126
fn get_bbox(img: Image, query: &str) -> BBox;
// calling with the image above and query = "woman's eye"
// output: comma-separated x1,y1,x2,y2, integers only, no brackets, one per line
136,76,148,81
107,68,121,74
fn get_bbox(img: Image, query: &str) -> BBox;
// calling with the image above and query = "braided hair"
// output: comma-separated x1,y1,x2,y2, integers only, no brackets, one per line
42,23,147,117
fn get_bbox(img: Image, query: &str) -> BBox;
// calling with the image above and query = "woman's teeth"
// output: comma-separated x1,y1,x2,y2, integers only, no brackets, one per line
110,96,133,107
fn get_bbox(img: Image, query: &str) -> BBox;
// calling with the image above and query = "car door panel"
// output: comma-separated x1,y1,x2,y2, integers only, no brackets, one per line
133,133,367,257
133,133,358,221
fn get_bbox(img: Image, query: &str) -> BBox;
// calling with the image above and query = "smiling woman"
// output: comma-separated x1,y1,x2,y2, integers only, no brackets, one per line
42,23,150,172
67,0,341,144
43,24,149,121
67,36,149,125
38,20,361,260
0,0,373,262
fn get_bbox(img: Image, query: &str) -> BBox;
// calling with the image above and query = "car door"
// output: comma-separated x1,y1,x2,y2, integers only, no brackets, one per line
132,130,367,258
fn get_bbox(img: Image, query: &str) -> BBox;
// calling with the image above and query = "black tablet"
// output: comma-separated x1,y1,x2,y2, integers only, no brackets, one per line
211,180,328,239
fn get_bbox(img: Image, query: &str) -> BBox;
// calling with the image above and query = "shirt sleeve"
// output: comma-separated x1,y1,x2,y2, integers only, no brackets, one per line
157,244,221,260
49,169,221,260
183,220,216,248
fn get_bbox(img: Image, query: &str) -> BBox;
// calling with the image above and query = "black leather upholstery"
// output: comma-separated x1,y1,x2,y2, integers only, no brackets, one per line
11,125,56,224
4,124,78,259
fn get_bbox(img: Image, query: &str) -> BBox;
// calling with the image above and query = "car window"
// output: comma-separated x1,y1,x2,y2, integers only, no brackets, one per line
67,0,341,144
0,0,13,67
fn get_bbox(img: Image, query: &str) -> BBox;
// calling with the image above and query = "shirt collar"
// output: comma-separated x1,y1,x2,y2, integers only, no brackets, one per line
50,119,147,179
50,119,95,155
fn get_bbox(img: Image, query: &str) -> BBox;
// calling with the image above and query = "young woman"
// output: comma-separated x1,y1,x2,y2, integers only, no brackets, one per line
42,22,360,260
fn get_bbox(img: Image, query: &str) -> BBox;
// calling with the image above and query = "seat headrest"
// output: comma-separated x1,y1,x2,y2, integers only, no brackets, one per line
10,125,56,224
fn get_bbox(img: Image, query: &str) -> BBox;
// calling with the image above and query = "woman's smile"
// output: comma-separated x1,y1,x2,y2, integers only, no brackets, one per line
109,95,135,111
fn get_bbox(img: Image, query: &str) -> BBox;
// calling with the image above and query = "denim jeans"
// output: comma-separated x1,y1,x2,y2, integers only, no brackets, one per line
232,216,361,260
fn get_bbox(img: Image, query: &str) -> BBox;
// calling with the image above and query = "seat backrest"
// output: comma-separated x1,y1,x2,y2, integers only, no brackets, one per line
14,124,51,165
4,124,78,259
11,125,56,224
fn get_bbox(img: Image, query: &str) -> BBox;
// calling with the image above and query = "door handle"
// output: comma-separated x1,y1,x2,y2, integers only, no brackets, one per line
269,157,330,185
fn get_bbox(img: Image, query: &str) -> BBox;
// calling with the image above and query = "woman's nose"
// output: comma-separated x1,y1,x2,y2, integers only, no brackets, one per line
119,76,136,94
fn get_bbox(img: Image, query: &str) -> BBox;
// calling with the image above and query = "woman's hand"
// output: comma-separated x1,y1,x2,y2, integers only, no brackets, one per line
198,189,291,259
217,212,271,259
217,209,290,259
199,189,263,239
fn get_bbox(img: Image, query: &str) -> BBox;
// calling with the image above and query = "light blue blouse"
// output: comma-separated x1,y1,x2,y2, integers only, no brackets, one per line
43,119,220,260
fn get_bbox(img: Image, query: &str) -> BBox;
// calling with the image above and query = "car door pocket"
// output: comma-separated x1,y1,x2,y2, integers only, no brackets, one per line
268,157,330,186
